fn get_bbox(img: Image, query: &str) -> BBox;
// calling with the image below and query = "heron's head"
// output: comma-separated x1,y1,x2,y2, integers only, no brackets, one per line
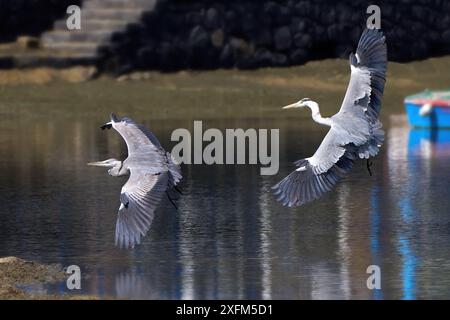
282,98,313,109
88,158,122,174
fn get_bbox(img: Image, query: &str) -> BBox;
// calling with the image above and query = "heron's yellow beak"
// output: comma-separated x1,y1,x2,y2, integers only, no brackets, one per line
282,102,299,109
87,160,110,167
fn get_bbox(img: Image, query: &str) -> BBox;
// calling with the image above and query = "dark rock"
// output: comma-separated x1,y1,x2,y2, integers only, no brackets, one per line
314,25,327,42
350,11,362,24
263,2,280,17
185,11,203,25
224,10,240,34
241,12,257,39
159,42,188,70
230,37,252,57
236,56,258,69
188,26,210,50
334,44,352,59
117,63,134,75
327,25,339,42
442,30,450,43
290,17,307,34
254,29,272,47
290,48,308,64
258,9,273,27
411,5,426,20
137,46,158,69
254,48,274,66
272,53,288,66
274,6,291,27
211,29,224,48
295,1,311,16
274,26,292,50
293,33,312,48
320,9,335,25
205,7,220,30
336,3,352,23
219,44,234,68
411,42,429,59
382,4,394,17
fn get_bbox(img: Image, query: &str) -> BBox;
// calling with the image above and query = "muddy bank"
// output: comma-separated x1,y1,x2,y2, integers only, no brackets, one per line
0,66,97,85
0,256,98,300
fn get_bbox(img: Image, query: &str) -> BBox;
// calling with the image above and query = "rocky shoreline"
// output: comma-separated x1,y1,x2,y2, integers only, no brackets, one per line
101,0,450,72
2,1,450,72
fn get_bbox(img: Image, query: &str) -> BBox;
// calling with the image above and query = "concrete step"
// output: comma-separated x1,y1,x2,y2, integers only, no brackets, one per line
12,55,99,68
41,42,101,55
83,0,157,10
2,0,160,68
53,19,130,32
42,30,113,44
82,8,144,21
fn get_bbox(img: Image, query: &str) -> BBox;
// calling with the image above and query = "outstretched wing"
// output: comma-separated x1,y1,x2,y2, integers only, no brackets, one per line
115,169,169,249
273,156,353,207
273,128,354,207
333,28,387,139
110,113,163,155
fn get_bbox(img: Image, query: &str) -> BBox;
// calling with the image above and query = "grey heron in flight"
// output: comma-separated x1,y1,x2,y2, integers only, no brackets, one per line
88,114,182,248
273,29,387,207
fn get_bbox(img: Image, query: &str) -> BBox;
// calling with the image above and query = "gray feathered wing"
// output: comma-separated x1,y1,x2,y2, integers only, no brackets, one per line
116,169,169,249
273,29,387,207
110,114,182,186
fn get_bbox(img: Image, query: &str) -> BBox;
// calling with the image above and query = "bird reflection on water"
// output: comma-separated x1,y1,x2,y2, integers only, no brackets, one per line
2,111,450,298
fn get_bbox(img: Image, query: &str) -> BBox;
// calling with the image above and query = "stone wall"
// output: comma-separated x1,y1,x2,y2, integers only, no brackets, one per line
101,0,450,72
0,0,82,42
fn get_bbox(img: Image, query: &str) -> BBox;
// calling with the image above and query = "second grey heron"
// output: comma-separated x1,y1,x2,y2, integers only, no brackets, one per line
273,29,387,207
88,114,182,248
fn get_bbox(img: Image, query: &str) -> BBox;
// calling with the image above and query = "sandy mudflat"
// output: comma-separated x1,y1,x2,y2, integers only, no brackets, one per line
0,256,99,300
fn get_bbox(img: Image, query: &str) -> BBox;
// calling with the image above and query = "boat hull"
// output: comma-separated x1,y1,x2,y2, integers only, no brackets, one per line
405,102,450,128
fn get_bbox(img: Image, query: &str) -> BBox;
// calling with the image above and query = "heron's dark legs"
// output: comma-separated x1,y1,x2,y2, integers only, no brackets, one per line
174,185,183,195
366,159,373,176
166,191,178,209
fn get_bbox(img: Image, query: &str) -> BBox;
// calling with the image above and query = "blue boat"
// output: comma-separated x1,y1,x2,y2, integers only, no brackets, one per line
404,90,450,128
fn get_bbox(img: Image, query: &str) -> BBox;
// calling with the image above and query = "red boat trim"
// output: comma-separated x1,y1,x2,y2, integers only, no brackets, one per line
405,99,450,107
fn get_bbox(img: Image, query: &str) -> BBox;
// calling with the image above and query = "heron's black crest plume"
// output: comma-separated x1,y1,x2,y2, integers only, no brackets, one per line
100,123,112,130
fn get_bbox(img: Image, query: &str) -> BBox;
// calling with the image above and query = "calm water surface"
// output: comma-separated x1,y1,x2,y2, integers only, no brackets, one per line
1,103,450,299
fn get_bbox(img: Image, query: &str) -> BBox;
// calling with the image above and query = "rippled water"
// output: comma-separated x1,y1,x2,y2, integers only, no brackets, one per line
1,84,450,299
0,59,450,299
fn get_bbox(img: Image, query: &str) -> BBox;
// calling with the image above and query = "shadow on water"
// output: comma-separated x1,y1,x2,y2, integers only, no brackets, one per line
1,113,450,299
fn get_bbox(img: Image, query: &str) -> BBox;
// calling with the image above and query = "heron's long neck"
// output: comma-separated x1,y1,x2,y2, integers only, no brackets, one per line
110,161,128,176
306,102,331,127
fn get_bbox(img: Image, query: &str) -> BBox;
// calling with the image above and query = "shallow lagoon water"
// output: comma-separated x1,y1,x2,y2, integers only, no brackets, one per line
1,60,450,299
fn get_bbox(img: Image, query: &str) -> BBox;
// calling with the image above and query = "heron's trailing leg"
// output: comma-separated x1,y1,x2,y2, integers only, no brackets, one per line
166,191,178,209
366,159,373,176
174,185,183,195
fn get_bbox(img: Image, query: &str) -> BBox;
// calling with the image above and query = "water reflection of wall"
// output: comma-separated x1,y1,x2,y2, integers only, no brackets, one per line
5,115,450,299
